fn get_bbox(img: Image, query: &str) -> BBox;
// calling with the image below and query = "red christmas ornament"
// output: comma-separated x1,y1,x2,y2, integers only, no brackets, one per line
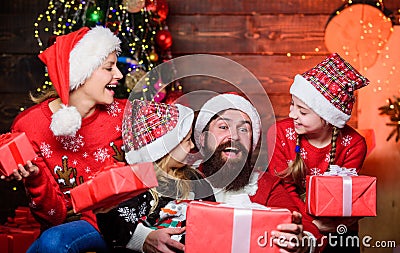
155,30,172,50
145,0,169,22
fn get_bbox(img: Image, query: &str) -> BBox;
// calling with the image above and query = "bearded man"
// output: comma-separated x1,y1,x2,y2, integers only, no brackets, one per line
194,92,322,253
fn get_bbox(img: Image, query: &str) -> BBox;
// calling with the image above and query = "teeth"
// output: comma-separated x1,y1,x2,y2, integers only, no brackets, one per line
224,147,239,153
106,84,116,88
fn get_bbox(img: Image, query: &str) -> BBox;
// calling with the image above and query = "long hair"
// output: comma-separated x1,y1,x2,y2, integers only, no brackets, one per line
29,86,59,104
149,153,202,213
278,125,340,200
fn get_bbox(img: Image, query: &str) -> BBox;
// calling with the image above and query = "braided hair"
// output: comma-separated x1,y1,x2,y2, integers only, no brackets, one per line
277,124,340,201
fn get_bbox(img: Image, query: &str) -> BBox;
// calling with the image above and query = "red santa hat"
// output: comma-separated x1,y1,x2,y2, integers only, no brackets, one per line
38,26,121,136
123,99,194,164
290,53,369,128
194,93,261,151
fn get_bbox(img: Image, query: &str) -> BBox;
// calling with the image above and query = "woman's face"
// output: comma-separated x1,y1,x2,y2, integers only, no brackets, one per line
168,129,195,169
289,95,327,135
78,52,123,105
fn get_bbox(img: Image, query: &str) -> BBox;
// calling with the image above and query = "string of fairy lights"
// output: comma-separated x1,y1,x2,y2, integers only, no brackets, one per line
322,0,400,142
31,0,181,104
24,0,400,137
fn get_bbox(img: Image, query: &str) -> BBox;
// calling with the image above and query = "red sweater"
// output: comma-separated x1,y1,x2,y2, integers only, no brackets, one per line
251,171,324,251
267,118,367,232
11,98,127,231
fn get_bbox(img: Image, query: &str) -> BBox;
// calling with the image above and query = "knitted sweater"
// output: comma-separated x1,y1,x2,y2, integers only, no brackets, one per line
267,118,367,232
11,98,127,231
96,169,215,253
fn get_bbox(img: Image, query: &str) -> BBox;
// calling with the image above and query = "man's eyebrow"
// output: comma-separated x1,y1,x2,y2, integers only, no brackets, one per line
216,117,251,126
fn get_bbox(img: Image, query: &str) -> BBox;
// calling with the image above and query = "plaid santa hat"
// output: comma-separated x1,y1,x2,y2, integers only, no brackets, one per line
194,93,261,151
290,53,369,128
123,99,194,164
38,26,121,136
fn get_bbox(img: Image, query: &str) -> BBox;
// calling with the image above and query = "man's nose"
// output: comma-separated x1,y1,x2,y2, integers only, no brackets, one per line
228,128,239,141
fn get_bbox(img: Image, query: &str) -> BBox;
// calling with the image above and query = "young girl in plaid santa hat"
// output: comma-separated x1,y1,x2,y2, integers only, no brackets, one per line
8,26,125,252
267,53,369,253
96,99,215,253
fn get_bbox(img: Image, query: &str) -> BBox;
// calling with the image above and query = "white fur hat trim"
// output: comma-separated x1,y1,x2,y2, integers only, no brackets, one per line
69,26,121,90
194,93,261,151
290,74,350,128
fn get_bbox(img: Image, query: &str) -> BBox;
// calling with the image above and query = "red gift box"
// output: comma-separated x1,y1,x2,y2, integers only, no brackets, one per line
185,201,292,253
8,230,39,253
306,175,376,216
0,234,9,253
0,132,36,177
70,162,158,213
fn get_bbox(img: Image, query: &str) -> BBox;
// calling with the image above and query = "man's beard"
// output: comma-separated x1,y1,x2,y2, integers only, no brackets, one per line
202,140,253,191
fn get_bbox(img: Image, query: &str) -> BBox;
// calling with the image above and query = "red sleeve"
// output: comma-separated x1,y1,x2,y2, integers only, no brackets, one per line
267,121,328,251
250,171,298,213
12,115,67,229
339,128,367,173
250,172,325,251
266,121,300,202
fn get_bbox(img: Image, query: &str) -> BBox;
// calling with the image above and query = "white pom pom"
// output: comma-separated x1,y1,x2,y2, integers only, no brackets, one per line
50,105,82,136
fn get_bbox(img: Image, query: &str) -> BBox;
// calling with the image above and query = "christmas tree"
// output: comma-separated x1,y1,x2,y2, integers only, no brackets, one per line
33,0,181,102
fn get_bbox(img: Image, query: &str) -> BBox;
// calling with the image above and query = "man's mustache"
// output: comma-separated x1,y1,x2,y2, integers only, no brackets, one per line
213,140,249,157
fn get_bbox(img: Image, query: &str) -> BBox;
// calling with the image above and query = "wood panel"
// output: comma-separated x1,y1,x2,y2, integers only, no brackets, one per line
0,55,45,93
0,0,48,14
168,0,344,14
168,0,400,16
169,14,329,55
0,93,34,134
0,14,43,54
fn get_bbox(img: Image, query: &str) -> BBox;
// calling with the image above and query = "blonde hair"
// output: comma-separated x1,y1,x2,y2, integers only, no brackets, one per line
278,125,340,200
149,153,201,213
29,86,59,104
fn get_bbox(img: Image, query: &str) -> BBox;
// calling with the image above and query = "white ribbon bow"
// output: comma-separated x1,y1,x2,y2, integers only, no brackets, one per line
323,165,358,176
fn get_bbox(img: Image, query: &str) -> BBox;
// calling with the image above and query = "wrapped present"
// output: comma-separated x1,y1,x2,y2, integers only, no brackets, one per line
70,162,158,213
306,166,376,216
0,234,9,253
0,132,36,177
185,200,292,253
8,230,39,253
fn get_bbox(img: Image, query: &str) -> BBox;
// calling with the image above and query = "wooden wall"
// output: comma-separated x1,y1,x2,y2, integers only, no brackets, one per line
1,0,400,252
0,0,47,133
1,0,400,133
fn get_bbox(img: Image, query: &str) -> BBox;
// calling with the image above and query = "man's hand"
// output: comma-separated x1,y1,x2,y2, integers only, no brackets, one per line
143,227,185,253
271,211,310,253
0,160,38,181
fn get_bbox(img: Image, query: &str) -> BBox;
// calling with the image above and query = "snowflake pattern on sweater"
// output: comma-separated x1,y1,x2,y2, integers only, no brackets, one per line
269,118,367,177
267,118,367,237
97,170,215,251
11,98,127,231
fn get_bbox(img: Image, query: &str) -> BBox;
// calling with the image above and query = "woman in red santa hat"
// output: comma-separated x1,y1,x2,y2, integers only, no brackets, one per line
4,26,125,252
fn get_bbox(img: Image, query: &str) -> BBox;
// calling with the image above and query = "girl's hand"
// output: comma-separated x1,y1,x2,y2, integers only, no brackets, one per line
0,160,39,181
271,211,310,253
312,217,361,233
